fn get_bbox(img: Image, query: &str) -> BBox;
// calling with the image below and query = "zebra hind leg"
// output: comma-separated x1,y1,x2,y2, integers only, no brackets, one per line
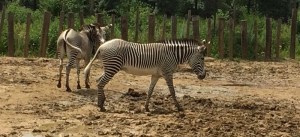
145,75,160,112
97,71,118,112
84,59,90,89
76,59,81,89
163,74,183,111
57,58,63,88
65,63,72,92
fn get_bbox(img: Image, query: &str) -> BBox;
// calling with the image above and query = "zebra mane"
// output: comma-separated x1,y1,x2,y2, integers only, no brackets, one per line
156,38,201,46
80,23,100,31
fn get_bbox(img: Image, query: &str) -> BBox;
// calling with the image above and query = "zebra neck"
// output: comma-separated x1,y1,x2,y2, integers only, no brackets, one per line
167,45,196,64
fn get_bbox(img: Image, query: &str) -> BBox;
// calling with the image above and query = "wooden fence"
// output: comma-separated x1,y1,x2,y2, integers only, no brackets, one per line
0,9,298,60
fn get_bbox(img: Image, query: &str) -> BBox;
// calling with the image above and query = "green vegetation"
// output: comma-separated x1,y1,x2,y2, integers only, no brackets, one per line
0,0,299,59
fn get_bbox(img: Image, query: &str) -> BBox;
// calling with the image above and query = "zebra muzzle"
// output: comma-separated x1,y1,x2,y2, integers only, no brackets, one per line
197,71,206,80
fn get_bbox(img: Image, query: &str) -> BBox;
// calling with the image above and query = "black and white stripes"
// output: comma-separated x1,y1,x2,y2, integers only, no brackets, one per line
84,38,207,112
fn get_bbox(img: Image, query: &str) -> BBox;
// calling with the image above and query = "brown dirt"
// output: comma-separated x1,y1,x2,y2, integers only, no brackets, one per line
0,57,300,137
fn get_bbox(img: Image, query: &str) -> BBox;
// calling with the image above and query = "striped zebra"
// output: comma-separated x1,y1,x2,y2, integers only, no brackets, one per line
56,23,112,92
84,38,208,112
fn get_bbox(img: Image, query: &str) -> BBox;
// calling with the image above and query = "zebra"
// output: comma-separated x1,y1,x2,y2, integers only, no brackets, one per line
84,38,208,112
56,23,112,92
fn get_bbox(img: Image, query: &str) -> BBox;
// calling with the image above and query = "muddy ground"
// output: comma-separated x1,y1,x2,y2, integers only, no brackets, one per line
0,57,300,137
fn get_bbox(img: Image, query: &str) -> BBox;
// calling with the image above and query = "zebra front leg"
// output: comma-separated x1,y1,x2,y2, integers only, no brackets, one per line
65,64,72,92
163,74,183,111
76,59,81,89
145,75,160,112
57,59,63,88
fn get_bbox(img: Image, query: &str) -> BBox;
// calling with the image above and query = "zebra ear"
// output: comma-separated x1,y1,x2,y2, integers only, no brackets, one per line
101,24,113,31
197,45,207,53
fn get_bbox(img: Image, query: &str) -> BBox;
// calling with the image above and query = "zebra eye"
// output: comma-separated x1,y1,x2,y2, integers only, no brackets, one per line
201,57,204,60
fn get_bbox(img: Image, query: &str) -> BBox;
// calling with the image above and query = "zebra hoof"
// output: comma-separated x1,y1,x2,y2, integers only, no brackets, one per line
145,106,150,112
100,107,106,112
66,88,72,92
177,107,184,112
85,85,90,89
77,85,81,89
57,83,61,88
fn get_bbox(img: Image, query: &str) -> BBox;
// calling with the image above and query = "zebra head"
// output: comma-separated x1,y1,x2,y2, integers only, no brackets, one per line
188,40,208,80
82,23,112,54
99,24,113,43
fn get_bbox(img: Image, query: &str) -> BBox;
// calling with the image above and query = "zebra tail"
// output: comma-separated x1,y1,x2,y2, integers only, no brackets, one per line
84,45,101,81
63,29,83,54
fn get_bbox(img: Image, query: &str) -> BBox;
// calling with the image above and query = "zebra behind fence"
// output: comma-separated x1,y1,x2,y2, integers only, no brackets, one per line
84,38,208,112
57,23,112,92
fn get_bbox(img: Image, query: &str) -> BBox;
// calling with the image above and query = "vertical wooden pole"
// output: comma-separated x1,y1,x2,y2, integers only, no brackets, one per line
148,14,155,43
121,16,128,41
186,10,191,38
110,14,115,39
67,12,74,29
57,11,65,58
290,8,297,59
241,20,248,59
58,11,64,34
39,11,51,57
171,16,177,39
7,12,14,57
79,11,84,27
206,18,212,57
0,7,5,44
192,16,200,41
96,13,104,26
253,20,258,60
265,18,272,60
89,0,94,15
24,13,31,57
276,19,282,60
228,18,234,60
160,14,167,40
218,18,225,59
134,8,140,42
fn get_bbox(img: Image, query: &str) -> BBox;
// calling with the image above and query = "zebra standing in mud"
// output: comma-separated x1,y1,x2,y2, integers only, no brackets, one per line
56,23,112,92
84,38,208,112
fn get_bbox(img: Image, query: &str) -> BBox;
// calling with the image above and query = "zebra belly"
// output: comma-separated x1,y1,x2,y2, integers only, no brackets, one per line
121,66,160,76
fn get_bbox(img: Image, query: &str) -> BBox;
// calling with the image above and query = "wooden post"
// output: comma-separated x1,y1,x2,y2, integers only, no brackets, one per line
148,14,155,43
171,16,177,39
96,13,104,26
24,13,31,57
228,18,234,60
134,8,140,42
121,16,128,41
186,10,191,38
57,11,65,58
58,11,64,34
7,12,14,57
79,11,84,27
89,0,94,15
110,14,115,39
67,12,74,29
265,18,272,60
39,11,51,57
276,19,282,60
253,20,258,60
241,20,248,59
290,8,297,59
192,16,200,41
206,18,212,57
160,14,167,40
218,18,225,59
0,7,5,44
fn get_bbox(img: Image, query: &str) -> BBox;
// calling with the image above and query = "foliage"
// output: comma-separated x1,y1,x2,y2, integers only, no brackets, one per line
0,0,300,59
